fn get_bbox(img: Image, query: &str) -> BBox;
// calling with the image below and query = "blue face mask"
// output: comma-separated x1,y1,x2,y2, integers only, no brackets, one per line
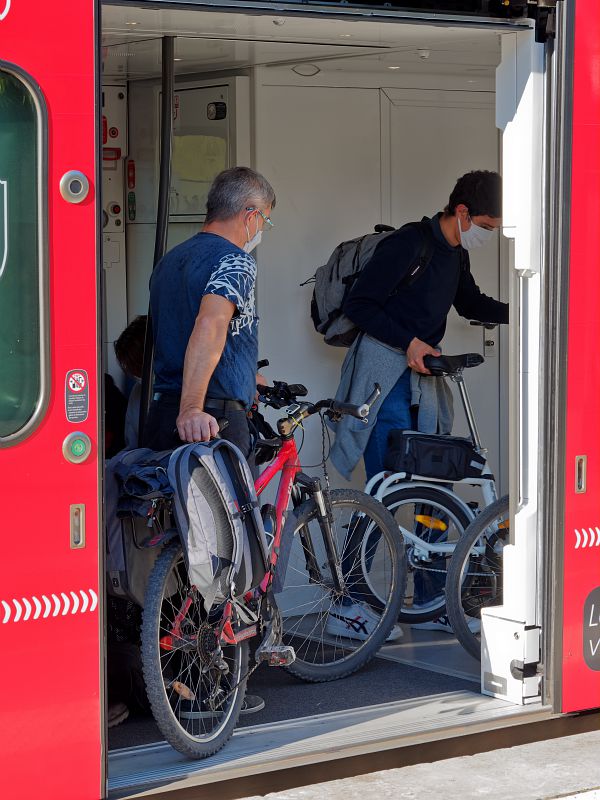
458,216,495,250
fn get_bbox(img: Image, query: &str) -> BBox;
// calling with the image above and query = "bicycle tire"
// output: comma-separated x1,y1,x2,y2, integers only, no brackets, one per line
445,495,509,661
381,485,473,623
277,489,406,683
141,543,248,759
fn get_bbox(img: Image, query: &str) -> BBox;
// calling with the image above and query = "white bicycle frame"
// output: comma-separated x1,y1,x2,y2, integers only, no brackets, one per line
364,366,499,562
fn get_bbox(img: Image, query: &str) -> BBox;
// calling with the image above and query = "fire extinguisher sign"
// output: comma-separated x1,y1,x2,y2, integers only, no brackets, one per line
65,369,89,423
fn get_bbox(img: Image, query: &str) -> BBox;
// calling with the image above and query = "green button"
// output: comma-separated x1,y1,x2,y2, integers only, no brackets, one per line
71,438,87,458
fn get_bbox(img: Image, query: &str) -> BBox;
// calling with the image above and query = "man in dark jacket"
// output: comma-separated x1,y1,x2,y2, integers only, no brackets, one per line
344,170,508,481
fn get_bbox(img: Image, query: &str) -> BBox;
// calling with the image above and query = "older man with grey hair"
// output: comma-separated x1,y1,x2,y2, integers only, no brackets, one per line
144,166,275,460
143,167,275,716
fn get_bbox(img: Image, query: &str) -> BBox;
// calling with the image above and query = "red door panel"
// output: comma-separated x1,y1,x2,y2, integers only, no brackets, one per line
0,2,101,799
562,0,600,713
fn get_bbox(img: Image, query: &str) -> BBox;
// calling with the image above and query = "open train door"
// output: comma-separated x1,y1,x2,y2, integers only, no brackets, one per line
0,2,103,799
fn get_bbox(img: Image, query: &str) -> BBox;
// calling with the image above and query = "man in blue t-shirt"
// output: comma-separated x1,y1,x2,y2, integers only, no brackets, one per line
143,167,275,457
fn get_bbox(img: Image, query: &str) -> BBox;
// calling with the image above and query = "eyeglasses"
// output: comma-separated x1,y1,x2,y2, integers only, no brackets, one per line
245,207,274,228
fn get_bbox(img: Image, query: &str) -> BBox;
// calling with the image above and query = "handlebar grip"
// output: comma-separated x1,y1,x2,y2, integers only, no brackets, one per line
331,400,369,420
257,359,269,370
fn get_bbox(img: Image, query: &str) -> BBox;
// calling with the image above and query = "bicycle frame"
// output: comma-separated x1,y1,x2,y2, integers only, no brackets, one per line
254,437,301,589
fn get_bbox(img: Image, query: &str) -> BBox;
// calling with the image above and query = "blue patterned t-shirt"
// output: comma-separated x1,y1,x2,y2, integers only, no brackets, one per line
150,232,258,408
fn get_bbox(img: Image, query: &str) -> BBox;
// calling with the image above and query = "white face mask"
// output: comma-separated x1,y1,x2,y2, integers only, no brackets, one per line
458,216,494,250
244,214,262,253
244,229,262,254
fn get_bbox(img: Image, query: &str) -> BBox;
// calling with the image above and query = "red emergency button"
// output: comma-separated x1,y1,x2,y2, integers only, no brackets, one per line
127,159,136,189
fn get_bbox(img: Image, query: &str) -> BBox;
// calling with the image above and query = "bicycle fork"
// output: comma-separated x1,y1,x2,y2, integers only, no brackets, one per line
296,474,346,595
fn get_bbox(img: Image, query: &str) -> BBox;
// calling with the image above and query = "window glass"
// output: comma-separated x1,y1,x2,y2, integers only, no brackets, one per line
0,70,41,438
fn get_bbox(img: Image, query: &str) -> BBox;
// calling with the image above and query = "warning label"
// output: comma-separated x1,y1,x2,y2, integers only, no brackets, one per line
65,369,89,423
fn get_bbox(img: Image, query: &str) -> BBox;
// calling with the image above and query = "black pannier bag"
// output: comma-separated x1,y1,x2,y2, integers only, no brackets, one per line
384,430,487,481
105,448,176,607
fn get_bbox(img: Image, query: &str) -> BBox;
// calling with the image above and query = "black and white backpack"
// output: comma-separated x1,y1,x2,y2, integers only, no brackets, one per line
168,440,270,612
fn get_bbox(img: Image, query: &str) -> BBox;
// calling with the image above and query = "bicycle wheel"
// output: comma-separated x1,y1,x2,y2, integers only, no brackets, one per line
381,485,472,623
276,489,406,682
141,543,248,759
445,495,509,661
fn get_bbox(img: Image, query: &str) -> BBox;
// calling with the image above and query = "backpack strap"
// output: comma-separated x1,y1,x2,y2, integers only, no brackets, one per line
399,218,437,288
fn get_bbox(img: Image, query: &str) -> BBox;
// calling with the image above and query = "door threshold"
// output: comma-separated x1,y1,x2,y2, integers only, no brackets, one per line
108,691,551,798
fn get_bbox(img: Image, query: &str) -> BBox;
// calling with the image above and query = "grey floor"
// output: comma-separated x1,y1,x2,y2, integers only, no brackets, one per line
108,625,481,750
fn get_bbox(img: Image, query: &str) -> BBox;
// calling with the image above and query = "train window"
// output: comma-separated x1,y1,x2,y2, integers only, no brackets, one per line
0,66,47,443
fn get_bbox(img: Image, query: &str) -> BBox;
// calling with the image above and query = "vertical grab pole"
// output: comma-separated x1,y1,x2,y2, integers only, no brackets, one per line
138,36,175,445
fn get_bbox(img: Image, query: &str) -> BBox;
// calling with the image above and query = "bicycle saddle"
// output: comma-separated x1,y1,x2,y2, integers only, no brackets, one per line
423,353,484,376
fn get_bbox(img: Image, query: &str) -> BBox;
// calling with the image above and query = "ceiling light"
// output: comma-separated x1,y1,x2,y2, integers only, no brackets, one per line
291,63,321,77
125,21,139,26
388,66,400,70
174,58,183,62
339,34,352,38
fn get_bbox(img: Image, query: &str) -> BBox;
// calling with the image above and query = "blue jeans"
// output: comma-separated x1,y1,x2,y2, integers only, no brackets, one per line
362,369,445,610
364,369,412,481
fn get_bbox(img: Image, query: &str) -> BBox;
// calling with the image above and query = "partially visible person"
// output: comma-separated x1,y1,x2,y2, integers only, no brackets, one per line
104,373,127,458
114,314,147,450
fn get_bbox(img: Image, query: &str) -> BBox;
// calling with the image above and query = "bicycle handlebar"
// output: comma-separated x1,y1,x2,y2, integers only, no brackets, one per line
262,382,381,437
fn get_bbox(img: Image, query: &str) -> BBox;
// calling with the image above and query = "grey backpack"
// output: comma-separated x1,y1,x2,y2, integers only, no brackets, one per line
308,220,436,347
168,440,270,612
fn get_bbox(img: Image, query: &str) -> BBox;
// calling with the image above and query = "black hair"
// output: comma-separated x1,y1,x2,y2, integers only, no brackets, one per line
114,315,147,379
444,171,502,218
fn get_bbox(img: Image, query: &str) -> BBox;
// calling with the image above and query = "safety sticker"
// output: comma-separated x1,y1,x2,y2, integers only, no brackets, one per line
1,588,98,624
65,369,89,423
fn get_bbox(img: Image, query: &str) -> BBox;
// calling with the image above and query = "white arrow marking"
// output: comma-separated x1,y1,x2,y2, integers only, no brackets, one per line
595,527,600,546
61,593,70,616
42,595,51,618
89,589,98,612
13,599,22,623
32,596,42,620
588,528,595,548
70,592,79,614
2,600,11,624
80,590,89,613
22,598,32,621
583,529,589,548
575,529,581,549
51,594,61,617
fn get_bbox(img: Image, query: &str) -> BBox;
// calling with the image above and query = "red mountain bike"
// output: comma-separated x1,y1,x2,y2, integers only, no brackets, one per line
141,380,406,758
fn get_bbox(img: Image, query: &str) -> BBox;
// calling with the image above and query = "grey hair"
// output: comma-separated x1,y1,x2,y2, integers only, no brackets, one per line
205,166,276,223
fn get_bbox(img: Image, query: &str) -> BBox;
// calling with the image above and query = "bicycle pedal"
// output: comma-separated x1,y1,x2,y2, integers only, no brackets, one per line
257,645,296,667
